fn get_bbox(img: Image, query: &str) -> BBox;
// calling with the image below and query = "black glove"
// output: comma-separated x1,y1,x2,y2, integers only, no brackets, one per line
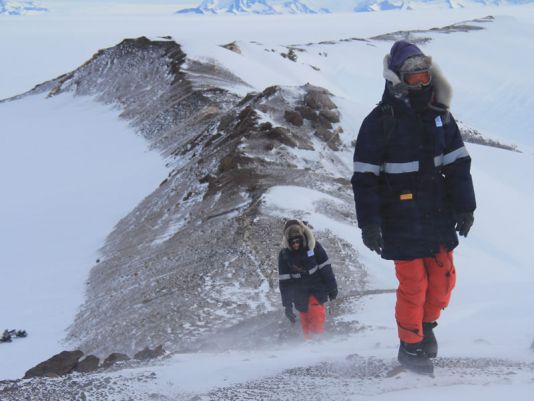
361,225,383,255
284,306,296,324
455,212,474,237
328,288,338,301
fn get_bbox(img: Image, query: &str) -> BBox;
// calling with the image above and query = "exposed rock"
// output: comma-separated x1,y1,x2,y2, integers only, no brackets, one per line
281,48,297,62
219,154,238,173
134,345,165,361
319,109,340,124
24,350,84,379
296,106,319,122
267,127,297,148
260,85,279,98
234,106,259,136
74,355,100,373
259,121,273,131
314,127,342,150
303,86,337,110
221,41,241,54
459,123,518,152
305,91,335,110
314,127,333,142
102,353,130,369
311,115,333,130
218,112,236,132
284,110,303,127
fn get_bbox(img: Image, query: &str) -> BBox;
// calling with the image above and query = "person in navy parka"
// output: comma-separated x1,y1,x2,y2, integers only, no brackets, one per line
278,220,338,339
351,41,476,374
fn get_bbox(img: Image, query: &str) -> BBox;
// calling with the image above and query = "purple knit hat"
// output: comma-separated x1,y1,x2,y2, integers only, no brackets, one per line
388,41,426,73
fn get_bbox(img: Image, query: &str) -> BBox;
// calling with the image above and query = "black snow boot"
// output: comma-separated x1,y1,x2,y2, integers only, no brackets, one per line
422,322,438,358
398,341,434,375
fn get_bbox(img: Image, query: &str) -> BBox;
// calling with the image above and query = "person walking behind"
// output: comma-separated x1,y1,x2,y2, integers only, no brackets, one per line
278,220,338,340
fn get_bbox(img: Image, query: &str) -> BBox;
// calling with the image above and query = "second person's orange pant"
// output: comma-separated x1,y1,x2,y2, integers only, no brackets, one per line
300,295,326,339
394,246,456,343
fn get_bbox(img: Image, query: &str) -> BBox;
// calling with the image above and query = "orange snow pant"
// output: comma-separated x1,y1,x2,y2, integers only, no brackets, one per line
299,295,326,339
394,246,456,343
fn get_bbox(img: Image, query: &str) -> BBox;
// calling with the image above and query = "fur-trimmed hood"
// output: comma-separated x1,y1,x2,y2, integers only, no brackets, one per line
282,219,316,251
383,54,453,109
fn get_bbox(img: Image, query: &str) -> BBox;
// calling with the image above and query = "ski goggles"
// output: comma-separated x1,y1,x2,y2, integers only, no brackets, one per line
289,237,303,246
400,69,432,88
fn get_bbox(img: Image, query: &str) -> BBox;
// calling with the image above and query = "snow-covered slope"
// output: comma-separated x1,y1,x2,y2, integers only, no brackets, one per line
0,0,46,15
177,0,320,15
0,92,168,381
177,0,534,14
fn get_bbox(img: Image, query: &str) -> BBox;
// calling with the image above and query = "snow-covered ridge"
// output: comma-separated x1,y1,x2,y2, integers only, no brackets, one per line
7,36,363,358
177,0,321,15
177,0,534,15
0,0,47,15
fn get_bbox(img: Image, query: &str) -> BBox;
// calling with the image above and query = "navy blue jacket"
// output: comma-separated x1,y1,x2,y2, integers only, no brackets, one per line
278,241,337,313
351,88,476,260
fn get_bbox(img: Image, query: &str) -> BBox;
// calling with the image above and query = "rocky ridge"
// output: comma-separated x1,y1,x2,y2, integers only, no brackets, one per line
8,36,365,358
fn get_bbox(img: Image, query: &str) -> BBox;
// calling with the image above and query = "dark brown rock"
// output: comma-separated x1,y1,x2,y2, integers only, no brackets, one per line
102,353,130,369
219,155,237,173
319,109,340,123
311,115,333,130
234,106,258,136
314,128,342,150
314,127,333,142
259,121,273,131
134,345,165,361
218,112,236,132
267,127,297,148
74,355,100,373
296,106,319,122
261,85,279,98
281,48,297,62
221,41,241,54
284,110,303,127
304,91,336,110
24,350,84,379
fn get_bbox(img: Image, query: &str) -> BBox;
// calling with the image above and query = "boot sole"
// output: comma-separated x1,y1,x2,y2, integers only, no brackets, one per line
398,361,434,376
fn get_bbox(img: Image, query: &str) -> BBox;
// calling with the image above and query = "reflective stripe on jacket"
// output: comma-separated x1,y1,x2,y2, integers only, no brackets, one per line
278,241,337,312
351,89,476,260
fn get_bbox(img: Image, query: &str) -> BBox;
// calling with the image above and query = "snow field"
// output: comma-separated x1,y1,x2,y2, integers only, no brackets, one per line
0,93,168,379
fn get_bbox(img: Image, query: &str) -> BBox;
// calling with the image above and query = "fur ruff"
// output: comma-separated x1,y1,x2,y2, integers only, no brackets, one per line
383,54,453,109
283,220,316,251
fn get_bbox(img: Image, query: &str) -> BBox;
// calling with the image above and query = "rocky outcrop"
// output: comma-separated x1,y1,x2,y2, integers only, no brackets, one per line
134,345,165,361
9,37,364,358
459,123,518,152
73,355,100,373
102,353,130,368
24,350,84,379
303,85,337,110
